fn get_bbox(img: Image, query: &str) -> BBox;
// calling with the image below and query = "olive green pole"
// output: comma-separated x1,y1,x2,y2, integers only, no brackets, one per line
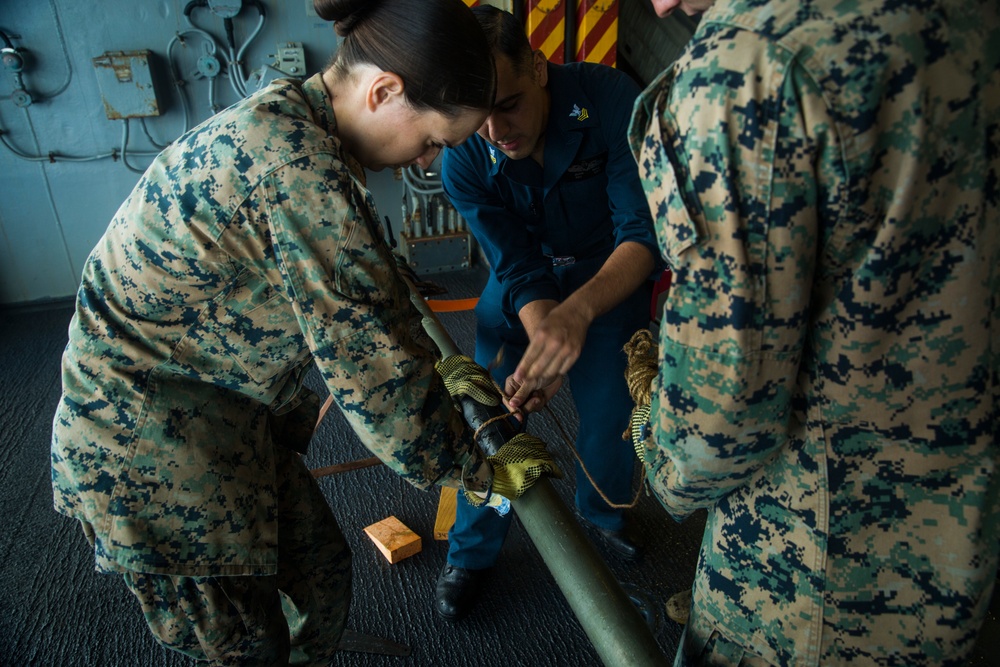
408,285,669,667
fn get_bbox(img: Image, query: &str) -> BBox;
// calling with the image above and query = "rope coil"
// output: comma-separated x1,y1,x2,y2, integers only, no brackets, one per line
621,329,659,467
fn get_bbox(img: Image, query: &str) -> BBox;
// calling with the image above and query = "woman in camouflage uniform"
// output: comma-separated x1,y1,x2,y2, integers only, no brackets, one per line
50,0,500,663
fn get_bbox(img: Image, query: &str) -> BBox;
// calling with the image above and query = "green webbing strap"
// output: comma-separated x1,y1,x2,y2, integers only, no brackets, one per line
487,432,562,498
465,432,563,507
630,404,651,463
436,354,501,407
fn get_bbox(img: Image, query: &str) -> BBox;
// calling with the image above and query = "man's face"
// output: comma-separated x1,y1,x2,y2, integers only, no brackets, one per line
650,0,714,18
476,51,550,161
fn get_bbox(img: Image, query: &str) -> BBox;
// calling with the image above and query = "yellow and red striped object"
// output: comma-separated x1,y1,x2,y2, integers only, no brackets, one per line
458,2,618,68
524,0,567,64
573,0,618,66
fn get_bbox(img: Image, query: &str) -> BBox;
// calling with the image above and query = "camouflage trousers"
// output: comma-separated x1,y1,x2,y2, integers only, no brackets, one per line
83,446,352,666
675,616,775,667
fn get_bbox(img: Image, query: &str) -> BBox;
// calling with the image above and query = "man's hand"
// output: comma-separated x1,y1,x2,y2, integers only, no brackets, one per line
512,243,655,391
504,373,564,413
512,303,592,390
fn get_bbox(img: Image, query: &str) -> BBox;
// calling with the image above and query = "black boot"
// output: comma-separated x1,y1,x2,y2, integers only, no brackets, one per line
576,513,643,561
434,564,489,621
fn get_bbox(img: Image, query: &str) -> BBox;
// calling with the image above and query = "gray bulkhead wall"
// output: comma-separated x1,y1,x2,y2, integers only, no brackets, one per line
0,0,401,306
0,0,694,307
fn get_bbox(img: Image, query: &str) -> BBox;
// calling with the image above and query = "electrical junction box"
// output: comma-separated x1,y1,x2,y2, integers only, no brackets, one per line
402,231,473,275
92,50,161,119
276,42,306,77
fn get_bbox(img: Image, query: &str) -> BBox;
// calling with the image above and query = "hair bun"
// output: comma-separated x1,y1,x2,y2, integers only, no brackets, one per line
313,0,374,36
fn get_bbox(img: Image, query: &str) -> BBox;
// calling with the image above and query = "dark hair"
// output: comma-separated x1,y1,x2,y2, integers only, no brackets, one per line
471,5,534,75
315,0,496,116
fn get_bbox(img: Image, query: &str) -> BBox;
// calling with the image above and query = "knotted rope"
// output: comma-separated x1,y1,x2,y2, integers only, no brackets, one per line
436,354,560,506
623,329,658,408
436,350,660,511
622,329,659,463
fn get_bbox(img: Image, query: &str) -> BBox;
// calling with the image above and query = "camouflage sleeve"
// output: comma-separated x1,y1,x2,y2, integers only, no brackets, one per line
226,156,489,493
632,31,835,519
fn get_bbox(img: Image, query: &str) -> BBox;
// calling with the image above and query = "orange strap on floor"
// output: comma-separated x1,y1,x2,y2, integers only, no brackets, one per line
425,297,479,313
311,456,383,479
316,394,334,429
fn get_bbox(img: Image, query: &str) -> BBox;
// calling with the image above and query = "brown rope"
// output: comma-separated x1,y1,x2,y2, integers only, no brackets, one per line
623,329,658,406
621,329,659,440
451,349,650,510
308,339,659,510
473,412,522,442
543,327,660,510
542,403,644,510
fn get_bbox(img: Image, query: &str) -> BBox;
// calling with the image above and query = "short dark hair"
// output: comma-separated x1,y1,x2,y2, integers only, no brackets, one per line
315,0,496,116
472,5,535,75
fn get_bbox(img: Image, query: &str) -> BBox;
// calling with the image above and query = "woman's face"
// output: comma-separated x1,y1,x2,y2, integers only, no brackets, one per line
363,102,488,172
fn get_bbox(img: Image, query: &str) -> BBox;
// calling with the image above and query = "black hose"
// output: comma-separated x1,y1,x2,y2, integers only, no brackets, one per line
224,17,236,50
564,0,576,63
246,0,266,18
182,0,207,18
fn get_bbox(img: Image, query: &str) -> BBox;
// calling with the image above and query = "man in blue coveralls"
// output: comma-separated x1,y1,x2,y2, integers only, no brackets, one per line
434,5,661,621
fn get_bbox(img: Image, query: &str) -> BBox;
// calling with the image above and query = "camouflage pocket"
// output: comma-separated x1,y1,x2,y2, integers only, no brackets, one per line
633,72,707,270
169,280,309,405
223,292,308,385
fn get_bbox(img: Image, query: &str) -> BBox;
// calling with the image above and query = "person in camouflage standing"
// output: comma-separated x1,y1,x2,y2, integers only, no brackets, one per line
627,0,1000,664
49,0,559,664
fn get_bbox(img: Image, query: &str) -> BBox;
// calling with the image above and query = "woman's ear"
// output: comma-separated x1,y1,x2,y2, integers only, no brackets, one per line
366,71,406,113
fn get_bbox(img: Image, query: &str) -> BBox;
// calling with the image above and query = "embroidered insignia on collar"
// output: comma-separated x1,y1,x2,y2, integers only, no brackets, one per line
488,145,497,164
569,104,589,121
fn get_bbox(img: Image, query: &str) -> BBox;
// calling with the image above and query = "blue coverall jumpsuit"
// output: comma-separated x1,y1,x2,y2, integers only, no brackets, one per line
441,61,661,569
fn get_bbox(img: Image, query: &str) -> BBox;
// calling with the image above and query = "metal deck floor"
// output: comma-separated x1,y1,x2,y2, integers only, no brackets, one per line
1,263,995,666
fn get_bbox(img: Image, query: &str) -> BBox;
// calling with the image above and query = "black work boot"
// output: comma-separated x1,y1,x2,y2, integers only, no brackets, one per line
576,513,643,561
434,564,489,621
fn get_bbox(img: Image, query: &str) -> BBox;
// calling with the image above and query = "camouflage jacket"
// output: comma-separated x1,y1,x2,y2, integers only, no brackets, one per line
51,73,489,576
629,0,999,665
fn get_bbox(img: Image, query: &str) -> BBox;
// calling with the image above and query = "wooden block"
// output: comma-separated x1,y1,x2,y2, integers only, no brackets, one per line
363,516,422,564
434,486,458,541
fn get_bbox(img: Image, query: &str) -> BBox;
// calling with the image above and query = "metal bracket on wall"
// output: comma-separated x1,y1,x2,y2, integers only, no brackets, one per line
401,231,473,276
92,50,161,119
275,42,306,77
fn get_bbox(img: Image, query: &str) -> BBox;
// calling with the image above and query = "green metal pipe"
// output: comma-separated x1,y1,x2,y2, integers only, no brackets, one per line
408,286,669,667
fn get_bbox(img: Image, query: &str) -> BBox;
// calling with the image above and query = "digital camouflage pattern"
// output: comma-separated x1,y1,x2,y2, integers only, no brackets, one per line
629,0,999,665
106,445,351,663
51,72,490,577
